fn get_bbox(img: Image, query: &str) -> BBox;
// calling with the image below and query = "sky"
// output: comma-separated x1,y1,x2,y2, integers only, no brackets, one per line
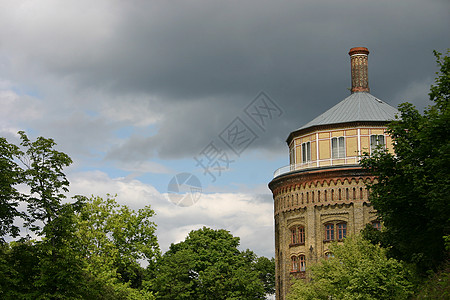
1,0,448,258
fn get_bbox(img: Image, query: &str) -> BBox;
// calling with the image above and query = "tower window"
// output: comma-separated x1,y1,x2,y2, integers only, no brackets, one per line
302,142,311,163
331,137,345,158
370,135,385,153
324,222,347,242
299,255,306,272
291,255,306,272
337,223,347,240
325,224,334,241
291,256,299,272
290,226,305,245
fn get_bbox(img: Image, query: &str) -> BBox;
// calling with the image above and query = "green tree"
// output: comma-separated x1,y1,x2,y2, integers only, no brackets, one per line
0,132,87,299
73,195,160,292
361,50,450,271
0,196,159,299
17,131,73,232
0,240,39,298
0,133,158,299
33,202,91,299
152,227,272,300
0,131,73,238
254,256,276,295
0,138,23,241
288,235,416,300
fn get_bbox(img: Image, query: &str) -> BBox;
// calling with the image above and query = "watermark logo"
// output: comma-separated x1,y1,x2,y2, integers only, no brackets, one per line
166,91,283,206
167,173,202,207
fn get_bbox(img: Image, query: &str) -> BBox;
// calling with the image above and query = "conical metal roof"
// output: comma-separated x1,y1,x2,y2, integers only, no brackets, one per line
297,92,399,131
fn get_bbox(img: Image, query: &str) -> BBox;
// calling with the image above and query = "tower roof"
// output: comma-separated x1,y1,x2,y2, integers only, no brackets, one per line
297,91,399,131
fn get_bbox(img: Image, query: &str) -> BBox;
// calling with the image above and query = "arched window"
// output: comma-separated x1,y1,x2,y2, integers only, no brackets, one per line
337,223,347,240
290,226,305,245
299,255,306,272
291,256,299,272
324,221,347,242
325,223,334,241
291,255,306,272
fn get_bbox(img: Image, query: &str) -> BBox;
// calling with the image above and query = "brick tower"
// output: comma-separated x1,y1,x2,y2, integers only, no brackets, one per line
268,47,398,300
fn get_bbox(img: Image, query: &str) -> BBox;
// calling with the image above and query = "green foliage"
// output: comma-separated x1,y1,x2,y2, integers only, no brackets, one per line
0,138,23,241
361,50,450,272
0,196,159,299
0,241,39,298
152,227,272,300
73,195,160,290
414,260,450,300
18,131,73,231
0,133,158,299
288,235,416,300
254,256,276,295
0,132,73,238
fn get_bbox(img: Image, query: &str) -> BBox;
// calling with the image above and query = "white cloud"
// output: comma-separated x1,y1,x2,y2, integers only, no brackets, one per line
68,170,275,257
0,88,43,137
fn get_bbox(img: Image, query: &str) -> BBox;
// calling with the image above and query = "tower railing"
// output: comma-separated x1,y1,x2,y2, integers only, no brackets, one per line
273,155,361,178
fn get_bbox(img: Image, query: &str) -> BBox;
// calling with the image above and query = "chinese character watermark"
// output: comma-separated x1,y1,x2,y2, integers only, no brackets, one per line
219,117,258,156
167,91,283,206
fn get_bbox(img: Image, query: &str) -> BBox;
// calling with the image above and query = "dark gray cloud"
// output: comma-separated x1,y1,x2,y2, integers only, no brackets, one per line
1,0,448,161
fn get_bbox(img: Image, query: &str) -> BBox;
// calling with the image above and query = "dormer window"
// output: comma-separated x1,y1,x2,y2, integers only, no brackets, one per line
331,137,345,159
302,142,311,163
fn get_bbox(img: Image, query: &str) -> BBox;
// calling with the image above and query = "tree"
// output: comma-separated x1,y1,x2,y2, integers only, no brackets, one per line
18,131,73,232
0,195,159,299
0,131,73,239
0,138,23,241
288,235,416,300
73,195,160,291
0,133,158,299
361,50,450,271
152,227,273,300
254,256,276,295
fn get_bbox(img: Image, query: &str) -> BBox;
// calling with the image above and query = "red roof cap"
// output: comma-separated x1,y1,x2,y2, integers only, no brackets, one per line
349,47,369,56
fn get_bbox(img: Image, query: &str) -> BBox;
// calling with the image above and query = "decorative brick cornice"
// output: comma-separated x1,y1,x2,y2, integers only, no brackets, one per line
269,166,374,194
